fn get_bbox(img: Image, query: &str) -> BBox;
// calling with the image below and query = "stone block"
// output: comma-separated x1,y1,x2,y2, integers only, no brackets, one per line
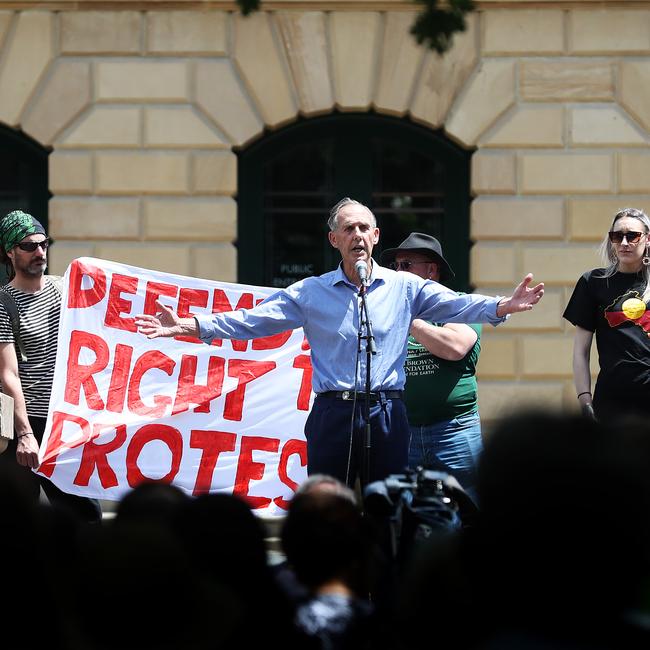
22,60,91,145
330,11,380,111
0,12,12,48
495,288,565,332
569,106,647,147
471,151,516,194
96,153,189,194
556,332,599,375
522,245,601,284
520,288,560,332
568,198,650,241
480,105,564,148
274,11,333,116
483,9,565,55
95,243,191,277
49,152,94,194
410,16,478,129
516,288,560,330
191,152,237,195
146,11,227,54
143,198,236,241
560,376,597,413
521,335,574,378
477,381,564,422
620,61,650,133
234,12,297,128
561,381,579,413
475,333,517,378
0,11,54,125
48,241,96,276
470,244,517,285
374,11,424,116
569,9,650,54
144,107,227,147
521,60,615,102
50,197,141,239
194,59,263,146
619,154,650,193
521,153,613,194
446,59,516,146
192,243,237,282
59,106,141,148
471,197,564,239
60,11,141,54
96,60,188,102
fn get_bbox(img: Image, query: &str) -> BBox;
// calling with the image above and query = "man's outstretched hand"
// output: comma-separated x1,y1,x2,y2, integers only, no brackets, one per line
496,274,545,317
135,301,199,339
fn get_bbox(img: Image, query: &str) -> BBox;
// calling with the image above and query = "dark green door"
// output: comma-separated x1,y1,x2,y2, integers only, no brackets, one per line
237,114,472,291
0,126,50,282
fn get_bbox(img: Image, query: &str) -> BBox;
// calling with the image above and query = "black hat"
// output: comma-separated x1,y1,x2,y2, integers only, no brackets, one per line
380,232,455,279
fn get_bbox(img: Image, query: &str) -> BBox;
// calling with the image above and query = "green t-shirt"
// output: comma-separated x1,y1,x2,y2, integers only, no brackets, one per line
404,321,481,425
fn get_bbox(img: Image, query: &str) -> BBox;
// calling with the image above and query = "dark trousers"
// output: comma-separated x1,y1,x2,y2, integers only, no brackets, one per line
0,416,102,523
304,395,409,488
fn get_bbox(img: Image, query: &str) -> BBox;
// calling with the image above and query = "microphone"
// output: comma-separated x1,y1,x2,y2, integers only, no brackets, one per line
355,260,369,286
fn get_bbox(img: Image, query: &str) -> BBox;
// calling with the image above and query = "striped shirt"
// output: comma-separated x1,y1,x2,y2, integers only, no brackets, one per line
0,277,61,417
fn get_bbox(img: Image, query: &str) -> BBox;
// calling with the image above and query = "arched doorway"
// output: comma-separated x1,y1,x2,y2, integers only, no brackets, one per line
0,125,50,281
0,125,49,226
237,113,473,291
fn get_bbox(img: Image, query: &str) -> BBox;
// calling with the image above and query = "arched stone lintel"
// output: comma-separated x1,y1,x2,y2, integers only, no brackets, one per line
0,11,55,128
444,59,517,148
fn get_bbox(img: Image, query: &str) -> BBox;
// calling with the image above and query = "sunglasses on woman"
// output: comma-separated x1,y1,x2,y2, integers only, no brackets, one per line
608,231,645,245
15,238,51,252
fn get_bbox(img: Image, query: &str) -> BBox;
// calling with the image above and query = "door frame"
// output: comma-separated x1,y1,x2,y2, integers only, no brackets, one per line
237,113,473,290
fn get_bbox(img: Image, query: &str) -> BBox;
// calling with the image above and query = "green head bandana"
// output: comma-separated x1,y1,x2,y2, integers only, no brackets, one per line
0,210,46,252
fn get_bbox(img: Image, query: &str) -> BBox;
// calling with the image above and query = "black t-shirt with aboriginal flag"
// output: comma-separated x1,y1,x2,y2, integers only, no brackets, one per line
563,268,650,411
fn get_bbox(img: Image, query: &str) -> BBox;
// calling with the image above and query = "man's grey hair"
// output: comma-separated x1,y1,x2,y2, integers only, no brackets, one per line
295,473,357,504
328,197,376,231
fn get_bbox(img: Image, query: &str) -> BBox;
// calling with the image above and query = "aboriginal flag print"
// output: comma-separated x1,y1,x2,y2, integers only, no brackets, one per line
604,290,650,334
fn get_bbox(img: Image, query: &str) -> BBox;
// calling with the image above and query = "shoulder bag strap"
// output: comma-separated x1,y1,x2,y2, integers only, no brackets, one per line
0,290,27,362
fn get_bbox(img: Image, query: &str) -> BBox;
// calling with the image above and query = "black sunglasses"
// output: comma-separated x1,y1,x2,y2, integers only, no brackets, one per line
389,260,431,271
16,238,51,252
608,230,645,245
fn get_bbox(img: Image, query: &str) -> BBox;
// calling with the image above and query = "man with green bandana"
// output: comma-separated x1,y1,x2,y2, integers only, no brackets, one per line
0,210,101,522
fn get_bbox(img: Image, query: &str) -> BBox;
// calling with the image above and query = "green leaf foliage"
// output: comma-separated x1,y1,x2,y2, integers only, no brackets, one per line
235,0,260,16
234,0,475,55
411,0,476,55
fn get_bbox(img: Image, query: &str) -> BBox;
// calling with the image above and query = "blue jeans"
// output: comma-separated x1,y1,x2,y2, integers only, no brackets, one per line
408,410,483,503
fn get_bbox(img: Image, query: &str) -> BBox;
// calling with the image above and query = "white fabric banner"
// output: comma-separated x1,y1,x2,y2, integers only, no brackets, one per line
37,258,312,517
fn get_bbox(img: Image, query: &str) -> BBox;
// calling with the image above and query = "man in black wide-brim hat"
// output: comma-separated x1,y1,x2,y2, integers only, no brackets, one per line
381,232,483,503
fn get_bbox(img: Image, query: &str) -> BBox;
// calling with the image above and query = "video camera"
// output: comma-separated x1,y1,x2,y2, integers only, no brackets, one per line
363,467,478,564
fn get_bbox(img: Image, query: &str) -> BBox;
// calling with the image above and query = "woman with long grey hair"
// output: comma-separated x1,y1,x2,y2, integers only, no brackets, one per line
563,207,650,421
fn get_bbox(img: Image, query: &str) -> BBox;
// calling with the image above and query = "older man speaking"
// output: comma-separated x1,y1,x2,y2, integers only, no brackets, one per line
136,198,543,488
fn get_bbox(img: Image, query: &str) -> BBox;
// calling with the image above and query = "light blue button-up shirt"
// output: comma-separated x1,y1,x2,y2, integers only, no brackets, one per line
195,262,505,394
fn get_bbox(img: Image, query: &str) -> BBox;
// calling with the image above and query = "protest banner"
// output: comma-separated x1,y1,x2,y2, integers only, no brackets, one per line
37,258,312,517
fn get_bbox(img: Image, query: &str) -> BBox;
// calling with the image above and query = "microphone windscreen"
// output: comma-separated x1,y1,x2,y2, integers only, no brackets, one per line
355,260,368,280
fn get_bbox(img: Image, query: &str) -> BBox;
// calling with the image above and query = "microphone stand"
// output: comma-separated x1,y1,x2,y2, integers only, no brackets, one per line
357,280,376,489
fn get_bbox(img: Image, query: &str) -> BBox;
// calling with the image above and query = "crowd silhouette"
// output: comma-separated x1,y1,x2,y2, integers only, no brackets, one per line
4,409,650,649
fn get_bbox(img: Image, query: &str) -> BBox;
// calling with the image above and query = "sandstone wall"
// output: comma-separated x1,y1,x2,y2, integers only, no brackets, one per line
0,1,646,421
